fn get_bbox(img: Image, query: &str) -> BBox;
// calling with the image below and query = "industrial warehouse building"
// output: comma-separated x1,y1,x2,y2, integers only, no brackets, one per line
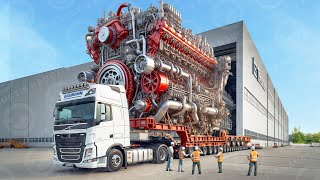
0,21,289,147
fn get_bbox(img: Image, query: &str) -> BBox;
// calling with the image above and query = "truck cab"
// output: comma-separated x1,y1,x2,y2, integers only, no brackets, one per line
53,82,130,171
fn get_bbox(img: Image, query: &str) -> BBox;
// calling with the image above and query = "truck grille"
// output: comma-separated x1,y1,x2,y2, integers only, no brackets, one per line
61,155,81,161
55,133,86,163
59,148,81,154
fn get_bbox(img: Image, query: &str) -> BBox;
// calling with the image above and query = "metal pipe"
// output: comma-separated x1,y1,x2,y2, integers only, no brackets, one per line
126,39,141,54
129,7,136,40
152,100,182,122
140,35,146,55
172,96,187,117
202,107,218,115
190,102,199,125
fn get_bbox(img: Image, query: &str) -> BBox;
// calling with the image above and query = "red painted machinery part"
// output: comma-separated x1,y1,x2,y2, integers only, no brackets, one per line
141,71,169,94
144,99,152,112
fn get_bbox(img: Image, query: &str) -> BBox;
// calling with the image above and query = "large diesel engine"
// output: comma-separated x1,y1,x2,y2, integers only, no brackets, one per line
80,1,233,135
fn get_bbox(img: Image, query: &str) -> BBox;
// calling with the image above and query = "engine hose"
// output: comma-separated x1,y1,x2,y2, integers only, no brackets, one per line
116,3,130,17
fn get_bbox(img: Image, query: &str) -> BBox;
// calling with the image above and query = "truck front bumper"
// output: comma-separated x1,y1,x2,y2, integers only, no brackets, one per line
53,157,99,169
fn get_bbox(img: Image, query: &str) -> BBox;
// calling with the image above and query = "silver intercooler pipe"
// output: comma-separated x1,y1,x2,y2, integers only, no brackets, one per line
172,96,188,117
202,107,218,115
152,100,182,122
190,102,199,124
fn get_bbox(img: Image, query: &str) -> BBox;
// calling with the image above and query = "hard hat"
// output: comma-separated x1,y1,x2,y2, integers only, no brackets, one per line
220,147,223,151
194,146,199,150
181,146,185,150
171,142,175,146
251,146,255,150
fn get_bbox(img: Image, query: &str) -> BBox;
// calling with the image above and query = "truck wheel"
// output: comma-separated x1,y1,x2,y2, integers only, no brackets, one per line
153,144,168,164
106,149,123,172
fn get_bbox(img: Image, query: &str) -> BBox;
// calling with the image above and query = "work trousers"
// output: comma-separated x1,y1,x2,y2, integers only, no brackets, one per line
218,162,222,173
192,162,201,174
166,157,173,171
178,159,184,172
248,161,257,176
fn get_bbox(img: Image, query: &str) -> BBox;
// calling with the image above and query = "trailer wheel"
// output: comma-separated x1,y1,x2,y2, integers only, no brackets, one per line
201,147,207,156
188,147,194,157
213,146,218,154
106,149,123,172
153,144,168,164
207,146,213,155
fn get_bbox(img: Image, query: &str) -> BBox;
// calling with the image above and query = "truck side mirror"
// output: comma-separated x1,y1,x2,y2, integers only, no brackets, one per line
53,107,57,118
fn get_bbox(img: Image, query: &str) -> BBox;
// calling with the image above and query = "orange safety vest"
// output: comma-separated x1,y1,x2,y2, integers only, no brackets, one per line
179,150,185,159
250,150,259,162
217,152,223,162
192,150,200,162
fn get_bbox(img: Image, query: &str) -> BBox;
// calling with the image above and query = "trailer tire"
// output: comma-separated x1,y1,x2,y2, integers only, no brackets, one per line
201,147,207,156
207,146,213,155
188,147,194,157
105,149,123,172
153,144,168,164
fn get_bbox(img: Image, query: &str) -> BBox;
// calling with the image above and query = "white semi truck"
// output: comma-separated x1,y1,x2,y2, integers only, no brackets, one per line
53,82,166,171
53,82,250,172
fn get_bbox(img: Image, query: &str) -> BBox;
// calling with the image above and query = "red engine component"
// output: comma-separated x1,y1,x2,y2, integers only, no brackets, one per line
95,60,135,104
98,19,129,49
86,34,101,64
143,99,152,112
147,20,217,69
141,71,169,94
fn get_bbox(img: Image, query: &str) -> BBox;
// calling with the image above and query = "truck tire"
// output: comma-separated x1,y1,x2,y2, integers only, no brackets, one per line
153,144,168,164
106,149,123,172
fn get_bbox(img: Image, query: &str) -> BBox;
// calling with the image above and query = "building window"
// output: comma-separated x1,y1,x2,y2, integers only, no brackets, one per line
252,57,258,79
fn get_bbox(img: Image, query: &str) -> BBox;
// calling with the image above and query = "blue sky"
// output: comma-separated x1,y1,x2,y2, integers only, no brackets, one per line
1,0,320,133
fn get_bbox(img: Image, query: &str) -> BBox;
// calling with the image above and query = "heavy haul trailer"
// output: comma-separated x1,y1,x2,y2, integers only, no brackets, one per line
130,118,251,156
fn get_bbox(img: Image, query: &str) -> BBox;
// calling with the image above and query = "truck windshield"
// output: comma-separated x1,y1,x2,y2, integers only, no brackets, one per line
55,102,95,121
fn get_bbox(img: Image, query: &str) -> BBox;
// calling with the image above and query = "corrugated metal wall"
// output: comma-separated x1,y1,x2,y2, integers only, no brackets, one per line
0,62,93,147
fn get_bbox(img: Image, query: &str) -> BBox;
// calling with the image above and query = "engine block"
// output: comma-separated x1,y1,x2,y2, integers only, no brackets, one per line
81,1,233,135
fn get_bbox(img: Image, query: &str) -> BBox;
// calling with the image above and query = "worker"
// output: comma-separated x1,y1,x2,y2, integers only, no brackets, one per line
191,146,203,175
214,147,224,173
166,142,175,171
178,146,188,172
247,146,259,176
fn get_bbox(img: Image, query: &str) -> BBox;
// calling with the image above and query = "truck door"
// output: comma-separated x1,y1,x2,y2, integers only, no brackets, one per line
112,105,125,146
95,103,114,158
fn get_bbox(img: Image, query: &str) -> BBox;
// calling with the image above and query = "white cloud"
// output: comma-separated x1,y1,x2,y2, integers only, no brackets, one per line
0,2,61,83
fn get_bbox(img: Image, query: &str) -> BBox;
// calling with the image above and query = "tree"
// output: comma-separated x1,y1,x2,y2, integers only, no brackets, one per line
290,127,320,144
290,127,304,144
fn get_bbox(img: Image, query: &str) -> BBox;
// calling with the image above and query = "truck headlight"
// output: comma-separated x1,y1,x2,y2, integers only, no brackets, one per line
85,148,93,158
